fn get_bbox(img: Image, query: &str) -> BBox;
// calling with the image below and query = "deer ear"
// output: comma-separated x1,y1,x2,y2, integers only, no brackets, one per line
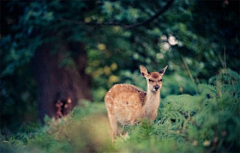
159,65,168,75
140,65,148,77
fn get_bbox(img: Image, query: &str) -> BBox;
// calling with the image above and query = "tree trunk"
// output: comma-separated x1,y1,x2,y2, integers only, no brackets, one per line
32,42,91,123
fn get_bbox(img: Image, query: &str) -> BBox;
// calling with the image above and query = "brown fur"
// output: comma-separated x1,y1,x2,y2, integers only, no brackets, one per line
149,72,160,79
105,65,167,138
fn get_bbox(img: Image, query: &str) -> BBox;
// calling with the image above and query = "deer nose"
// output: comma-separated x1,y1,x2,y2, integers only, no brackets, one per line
154,85,159,90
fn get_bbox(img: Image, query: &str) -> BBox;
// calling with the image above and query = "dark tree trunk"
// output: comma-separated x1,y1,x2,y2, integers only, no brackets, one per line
32,42,91,123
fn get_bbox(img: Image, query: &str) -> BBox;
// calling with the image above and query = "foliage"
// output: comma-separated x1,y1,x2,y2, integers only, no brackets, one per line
1,69,240,152
1,0,239,150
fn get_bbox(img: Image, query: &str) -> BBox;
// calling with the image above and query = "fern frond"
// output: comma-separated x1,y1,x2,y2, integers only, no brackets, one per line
219,69,240,81
199,84,217,98
162,94,202,113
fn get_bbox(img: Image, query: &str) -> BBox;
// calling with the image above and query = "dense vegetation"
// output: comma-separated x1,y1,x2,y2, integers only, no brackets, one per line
1,0,239,152
1,69,240,152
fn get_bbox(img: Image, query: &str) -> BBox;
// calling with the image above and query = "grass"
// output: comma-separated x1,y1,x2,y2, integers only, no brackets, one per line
1,68,240,153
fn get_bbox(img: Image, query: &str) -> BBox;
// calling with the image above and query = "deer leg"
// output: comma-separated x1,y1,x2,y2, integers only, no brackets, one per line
108,113,118,138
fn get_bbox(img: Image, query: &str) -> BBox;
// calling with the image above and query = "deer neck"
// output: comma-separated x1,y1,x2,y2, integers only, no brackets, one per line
143,88,161,120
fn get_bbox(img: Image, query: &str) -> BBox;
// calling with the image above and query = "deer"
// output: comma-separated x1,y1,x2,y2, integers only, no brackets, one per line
105,65,168,138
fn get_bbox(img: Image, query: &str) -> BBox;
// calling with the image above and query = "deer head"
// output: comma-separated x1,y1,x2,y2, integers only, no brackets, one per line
140,65,168,93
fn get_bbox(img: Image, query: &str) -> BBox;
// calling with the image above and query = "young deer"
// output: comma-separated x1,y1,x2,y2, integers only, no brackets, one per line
105,65,168,137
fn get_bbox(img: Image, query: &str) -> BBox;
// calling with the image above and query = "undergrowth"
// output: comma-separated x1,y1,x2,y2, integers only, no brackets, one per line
1,68,240,153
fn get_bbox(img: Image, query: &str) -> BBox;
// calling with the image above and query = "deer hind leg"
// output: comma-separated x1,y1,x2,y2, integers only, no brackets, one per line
108,113,118,138
105,93,118,139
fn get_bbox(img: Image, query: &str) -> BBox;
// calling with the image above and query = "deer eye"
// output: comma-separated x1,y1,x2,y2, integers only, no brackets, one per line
158,79,163,82
149,79,154,82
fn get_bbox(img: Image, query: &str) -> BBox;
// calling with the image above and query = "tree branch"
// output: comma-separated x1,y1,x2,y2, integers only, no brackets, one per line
58,0,175,30
124,0,175,30
58,18,129,27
